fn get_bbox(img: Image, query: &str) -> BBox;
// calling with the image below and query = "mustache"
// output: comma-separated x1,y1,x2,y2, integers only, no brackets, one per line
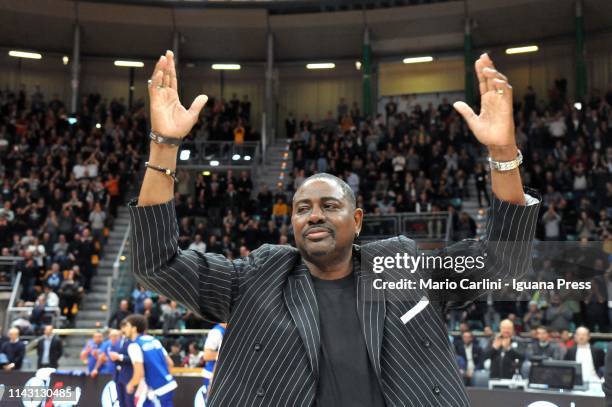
303,224,335,237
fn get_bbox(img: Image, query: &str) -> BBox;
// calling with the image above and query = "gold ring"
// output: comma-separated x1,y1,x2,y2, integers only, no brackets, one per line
495,88,504,95
156,85,163,90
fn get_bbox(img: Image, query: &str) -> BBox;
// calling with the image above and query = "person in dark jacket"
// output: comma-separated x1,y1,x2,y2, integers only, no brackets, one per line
0,327,26,370
108,299,131,329
37,325,63,368
108,320,134,407
564,326,605,381
482,319,524,379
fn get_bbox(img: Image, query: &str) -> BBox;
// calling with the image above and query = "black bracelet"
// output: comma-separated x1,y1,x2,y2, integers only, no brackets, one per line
145,161,178,182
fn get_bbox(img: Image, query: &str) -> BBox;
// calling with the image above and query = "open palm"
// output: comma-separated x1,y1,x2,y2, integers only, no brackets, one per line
148,50,208,139
453,53,515,148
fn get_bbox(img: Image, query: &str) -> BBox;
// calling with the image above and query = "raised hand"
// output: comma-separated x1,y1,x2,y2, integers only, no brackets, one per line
148,50,208,139
453,53,515,150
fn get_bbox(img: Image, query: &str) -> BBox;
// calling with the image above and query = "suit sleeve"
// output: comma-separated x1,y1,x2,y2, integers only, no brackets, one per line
15,343,25,369
604,343,612,406
128,199,270,322
57,338,63,359
428,188,541,305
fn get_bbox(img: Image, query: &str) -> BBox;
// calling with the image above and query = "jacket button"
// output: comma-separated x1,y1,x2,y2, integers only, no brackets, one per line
254,343,262,351
432,385,440,395
256,387,265,397
422,339,431,348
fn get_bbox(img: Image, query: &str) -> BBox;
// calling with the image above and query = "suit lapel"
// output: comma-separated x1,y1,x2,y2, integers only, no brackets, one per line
355,246,386,383
283,259,320,381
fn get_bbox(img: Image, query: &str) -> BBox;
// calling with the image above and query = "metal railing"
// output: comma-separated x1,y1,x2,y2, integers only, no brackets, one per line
361,211,452,242
4,270,63,333
105,225,133,324
0,256,24,291
3,271,22,333
176,140,261,169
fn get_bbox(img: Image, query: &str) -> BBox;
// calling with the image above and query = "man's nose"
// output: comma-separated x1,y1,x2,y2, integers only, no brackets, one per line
307,205,325,223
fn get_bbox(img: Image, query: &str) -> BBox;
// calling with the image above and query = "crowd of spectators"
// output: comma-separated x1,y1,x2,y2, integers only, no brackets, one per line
1,79,610,382
286,95,486,243
0,86,145,329
453,319,606,386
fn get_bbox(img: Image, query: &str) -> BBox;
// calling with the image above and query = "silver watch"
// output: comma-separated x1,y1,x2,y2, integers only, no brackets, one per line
488,149,523,172
149,131,182,146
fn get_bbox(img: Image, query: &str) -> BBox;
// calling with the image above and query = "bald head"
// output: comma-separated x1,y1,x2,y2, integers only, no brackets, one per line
574,326,590,345
8,327,19,341
499,319,514,338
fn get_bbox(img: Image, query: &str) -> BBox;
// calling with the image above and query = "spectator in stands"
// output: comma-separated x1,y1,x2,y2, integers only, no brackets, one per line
161,300,183,333
89,202,107,244
0,327,25,371
52,234,69,267
131,285,151,314
564,326,605,381
482,319,524,379
142,298,160,330
43,285,59,308
453,211,476,240
37,325,63,369
272,196,289,226
183,341,204,368
478,325,494,350
523,301,544,331
188,234,206,253
474,164,490,208
80,331,104,374
30,294,50,335
58,268,83,327
544,295,573,332
285,112,297,138
454,330,482,385
526,325,562,361
108,299,131,329
43,262,63,292
168,341,184,367
0,328,7,351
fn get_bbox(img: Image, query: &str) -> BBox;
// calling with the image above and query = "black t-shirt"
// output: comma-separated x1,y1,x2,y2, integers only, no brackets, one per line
312,272,386,407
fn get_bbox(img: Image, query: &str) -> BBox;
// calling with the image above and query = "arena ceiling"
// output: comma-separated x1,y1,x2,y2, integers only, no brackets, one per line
0,0,611,63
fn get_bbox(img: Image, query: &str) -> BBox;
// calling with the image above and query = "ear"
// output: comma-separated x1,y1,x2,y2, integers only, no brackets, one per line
353,207,364,237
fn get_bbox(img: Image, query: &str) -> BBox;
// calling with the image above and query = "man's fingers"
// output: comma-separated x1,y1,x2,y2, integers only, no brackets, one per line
453,101,478,128
166,50,178,91
162,53,171,89
150,55,165,80
188,95,209,119
483,52,496,70
148,70,163,98
475,56,487,96
479,53,495,93
482,67,508,82
493,78,513,100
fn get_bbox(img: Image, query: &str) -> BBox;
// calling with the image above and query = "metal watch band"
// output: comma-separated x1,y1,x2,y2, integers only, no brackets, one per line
149,131,182,146
488,149,523,172
144,161,178,182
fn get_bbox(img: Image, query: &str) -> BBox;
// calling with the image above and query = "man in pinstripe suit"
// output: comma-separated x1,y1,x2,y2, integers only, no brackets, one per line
129,50,540,406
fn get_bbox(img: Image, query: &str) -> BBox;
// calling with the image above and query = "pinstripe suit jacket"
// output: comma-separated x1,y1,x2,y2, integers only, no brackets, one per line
128,190,540,407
